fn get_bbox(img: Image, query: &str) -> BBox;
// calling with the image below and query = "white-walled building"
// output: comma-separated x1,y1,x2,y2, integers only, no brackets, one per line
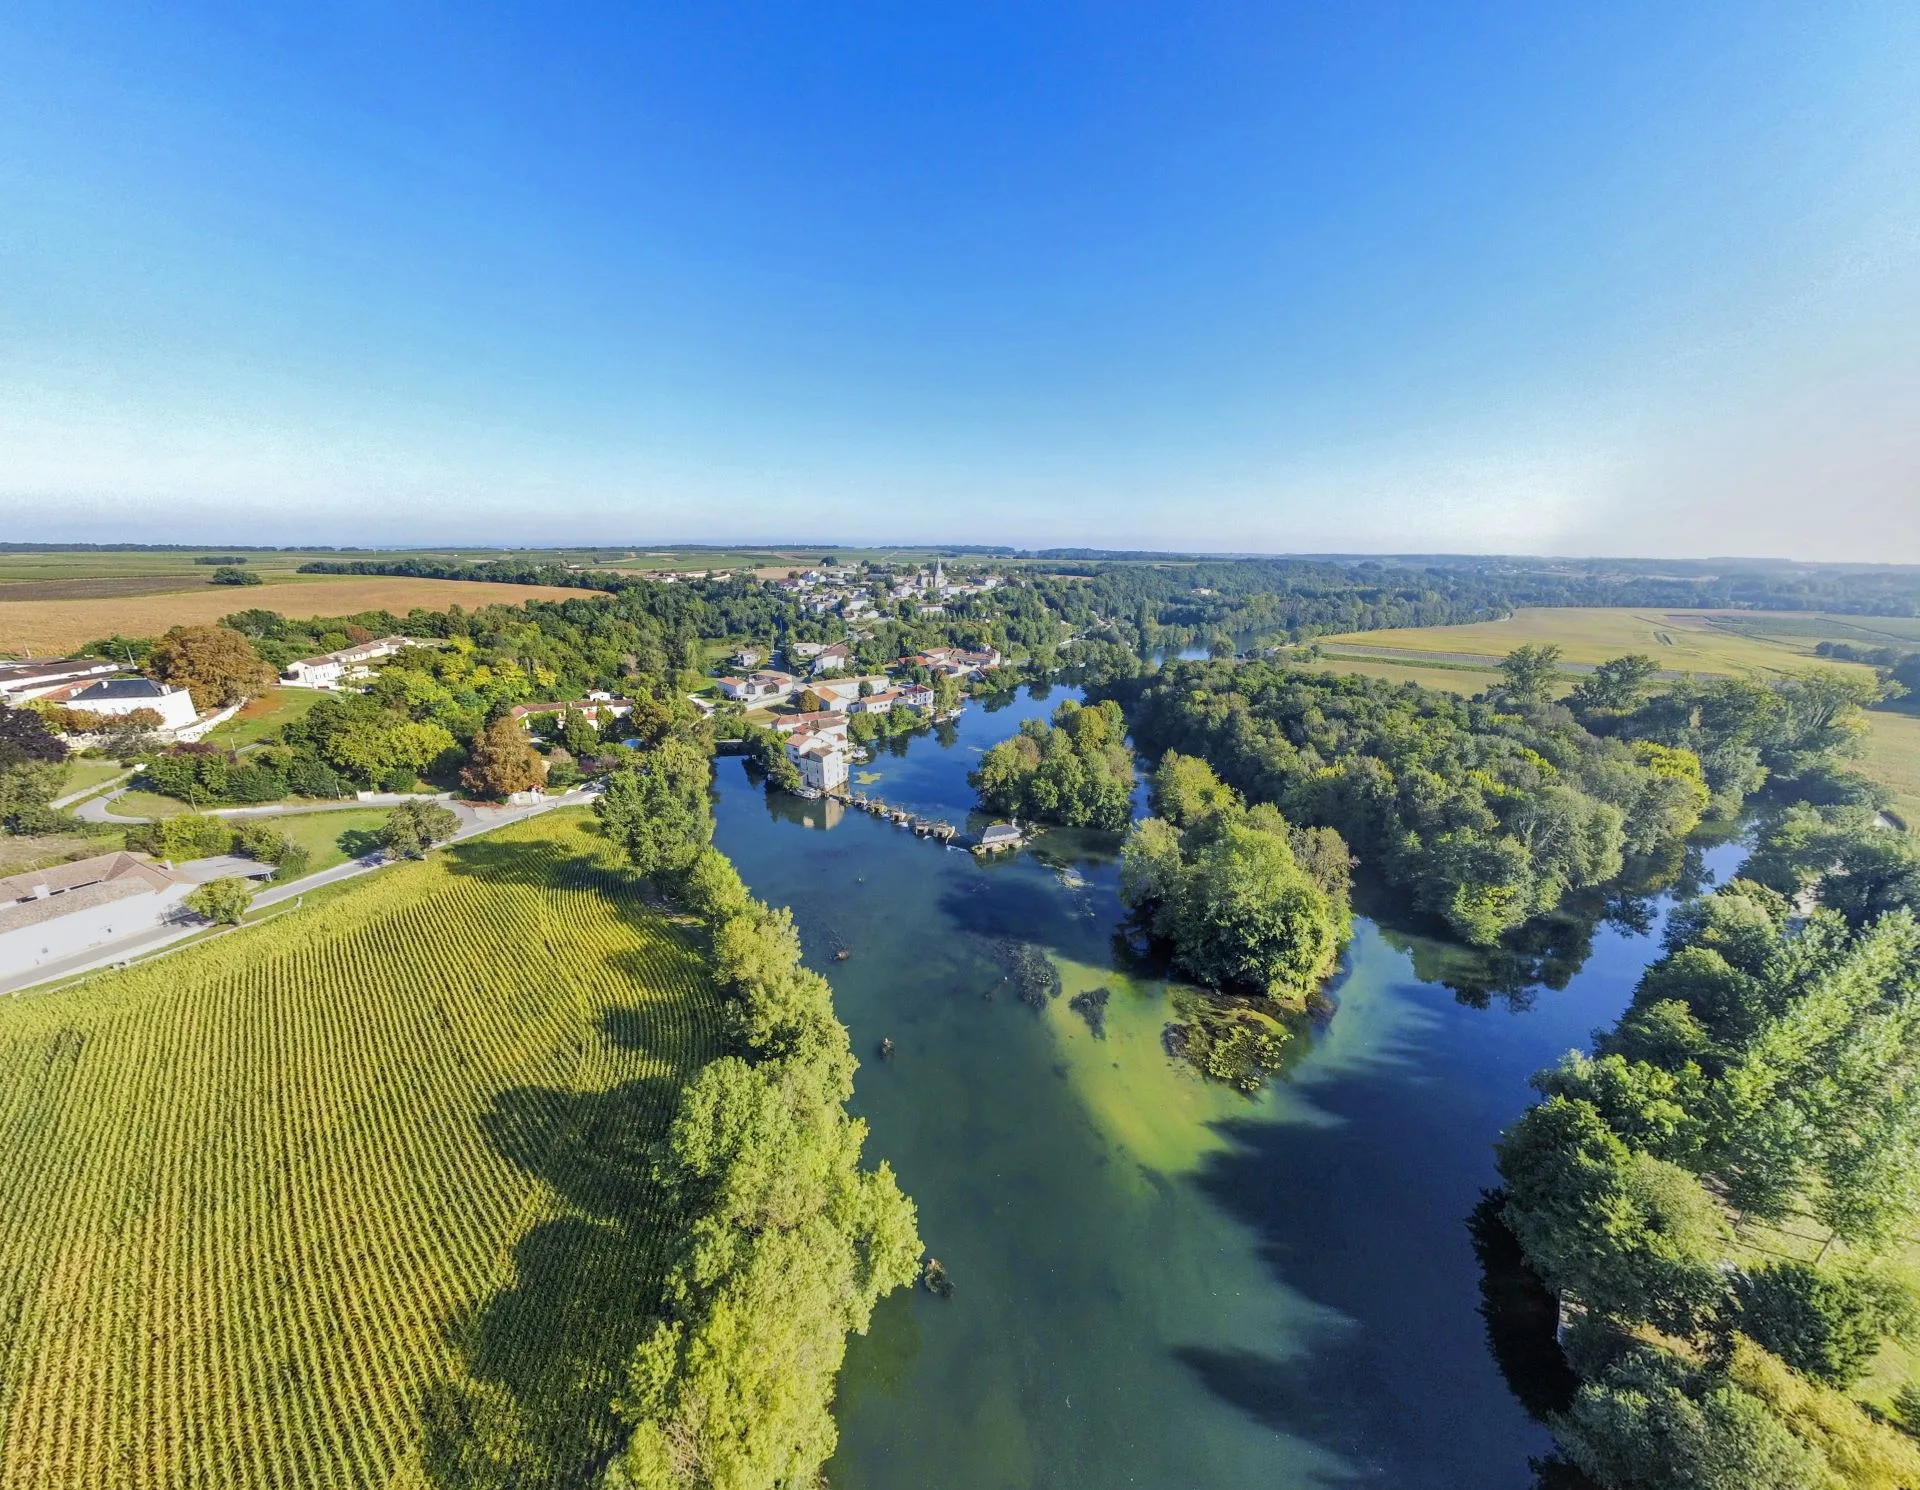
62,677,199,732
0,658,122,702
280,636,415,690
785,734,849,792
809,642,853,675
717,670,797,704
0,852,191,983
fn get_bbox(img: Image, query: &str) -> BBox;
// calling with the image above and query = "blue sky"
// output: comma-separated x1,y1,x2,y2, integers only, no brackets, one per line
3,2,1917,557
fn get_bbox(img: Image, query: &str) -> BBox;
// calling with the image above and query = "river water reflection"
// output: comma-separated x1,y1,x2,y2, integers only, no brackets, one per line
708,685,1741,1489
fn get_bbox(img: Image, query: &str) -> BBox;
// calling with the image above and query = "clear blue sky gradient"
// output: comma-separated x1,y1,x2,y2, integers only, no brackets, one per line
3,2,1917,556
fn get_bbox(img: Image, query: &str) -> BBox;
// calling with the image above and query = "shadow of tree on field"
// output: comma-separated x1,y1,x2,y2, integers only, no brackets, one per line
418,1075,687,1489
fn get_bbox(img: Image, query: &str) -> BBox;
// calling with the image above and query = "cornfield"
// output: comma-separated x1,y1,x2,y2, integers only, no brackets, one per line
0,812,720,1489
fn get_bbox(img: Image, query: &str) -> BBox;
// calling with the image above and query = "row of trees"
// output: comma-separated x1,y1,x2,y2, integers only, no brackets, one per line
592,735,922,1490
1497,876,1920,1488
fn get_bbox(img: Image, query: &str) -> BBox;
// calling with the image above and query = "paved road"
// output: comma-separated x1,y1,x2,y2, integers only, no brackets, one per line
49,770,136,811
74,787,460,825
3,787,601,997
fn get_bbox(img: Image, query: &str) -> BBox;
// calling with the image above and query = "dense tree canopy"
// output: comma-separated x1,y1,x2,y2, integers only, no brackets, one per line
969,698,1135,829
602,743,921,1490
1121,754,1351,1005
1114,660,1712,945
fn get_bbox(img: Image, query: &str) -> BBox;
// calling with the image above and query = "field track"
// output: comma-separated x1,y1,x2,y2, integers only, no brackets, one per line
0,812,719,1489
0,577,602,654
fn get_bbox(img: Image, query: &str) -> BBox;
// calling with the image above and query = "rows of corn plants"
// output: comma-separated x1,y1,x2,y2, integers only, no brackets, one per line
0,811,721,1490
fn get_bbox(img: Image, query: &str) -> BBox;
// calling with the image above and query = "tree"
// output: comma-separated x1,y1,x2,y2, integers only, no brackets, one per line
595,737,714,886
1570,654,1659,713
1735,1263,1909,1388
968,700,1134,830
0,701,67,768
461,717,546,799
1167,819,1342,1000
380,799,460,859
1151,751,1238,826
1497,644,1565,705
1121,806,1348,1005
185,876,255,925
560,708,600,758
1496,1096,1729,1334
208,566,263,586
149,625,275,710
930,672,961,716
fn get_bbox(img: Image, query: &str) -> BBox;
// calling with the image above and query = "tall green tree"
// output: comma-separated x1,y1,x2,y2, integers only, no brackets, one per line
595,737,714,887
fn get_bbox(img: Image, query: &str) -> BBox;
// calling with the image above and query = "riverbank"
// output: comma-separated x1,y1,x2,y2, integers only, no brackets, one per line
710,682,1748,1489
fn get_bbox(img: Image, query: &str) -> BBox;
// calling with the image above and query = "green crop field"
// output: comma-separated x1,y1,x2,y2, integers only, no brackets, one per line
1325,607,1884,681
0,811,720,1490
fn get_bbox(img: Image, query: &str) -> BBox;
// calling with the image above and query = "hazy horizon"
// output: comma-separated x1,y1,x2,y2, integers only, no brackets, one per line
4,3,1917,560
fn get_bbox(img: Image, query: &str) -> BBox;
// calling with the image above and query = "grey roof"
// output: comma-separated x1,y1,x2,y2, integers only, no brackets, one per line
69,676,170,702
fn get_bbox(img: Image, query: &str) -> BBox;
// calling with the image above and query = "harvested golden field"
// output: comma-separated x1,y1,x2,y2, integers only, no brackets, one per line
0,577,603,653
0,811,719,1489
1325,607,1880,681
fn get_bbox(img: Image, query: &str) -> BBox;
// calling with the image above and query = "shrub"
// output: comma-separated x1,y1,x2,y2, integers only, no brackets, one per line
380,799,460,860
185,877,255,925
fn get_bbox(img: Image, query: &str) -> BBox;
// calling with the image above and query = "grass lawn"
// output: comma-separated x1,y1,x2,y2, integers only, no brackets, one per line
195,685,324,749
272,807,396,870
1859,710,1920,829
55,755,133,798
0,811,721,1489
1324,608,1884,681
0,831,124,876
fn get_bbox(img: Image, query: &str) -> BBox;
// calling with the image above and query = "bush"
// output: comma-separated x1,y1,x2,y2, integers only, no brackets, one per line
284,755,348,799
209,566,263,586
380,799,460,859
129,814,234,862
185,876,254,925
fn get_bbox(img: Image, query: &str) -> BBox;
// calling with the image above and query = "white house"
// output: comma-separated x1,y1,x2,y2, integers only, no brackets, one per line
850,688,907,715
897,683,935,710
280,636,414,690
809,642,853,675
716,670,796,704
772,711,849,741
62,677,199,732
508,697,633,732
785,734,849,792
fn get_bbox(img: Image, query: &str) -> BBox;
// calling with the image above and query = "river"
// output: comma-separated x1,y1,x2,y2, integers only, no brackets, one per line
708,684,1741,1490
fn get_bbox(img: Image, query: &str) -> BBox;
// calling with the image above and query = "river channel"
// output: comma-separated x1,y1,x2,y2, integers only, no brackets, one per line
708,684,1741,1490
